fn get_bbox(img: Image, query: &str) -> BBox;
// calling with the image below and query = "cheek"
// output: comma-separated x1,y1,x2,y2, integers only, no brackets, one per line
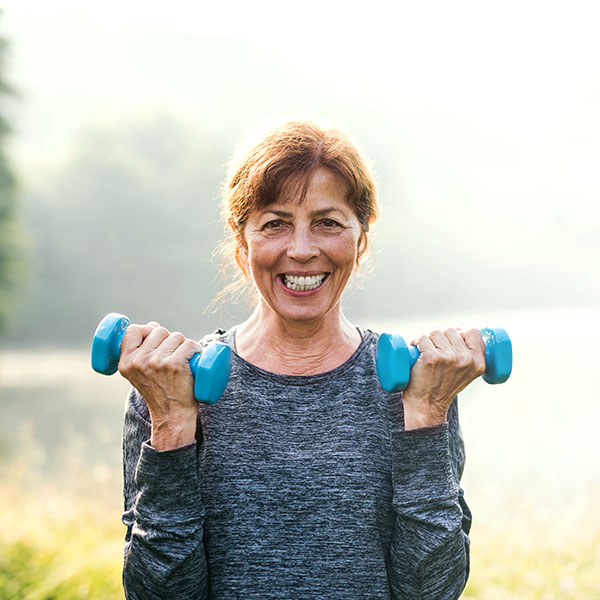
245,238,282,273
327,234,360,267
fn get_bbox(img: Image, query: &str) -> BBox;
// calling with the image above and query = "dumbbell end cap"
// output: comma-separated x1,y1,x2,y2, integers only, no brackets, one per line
193,342,233,404
376,333,411,392
91,313,131,375
481,327,512,384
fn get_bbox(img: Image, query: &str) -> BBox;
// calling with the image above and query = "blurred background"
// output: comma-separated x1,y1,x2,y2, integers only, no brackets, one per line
0,1,598,598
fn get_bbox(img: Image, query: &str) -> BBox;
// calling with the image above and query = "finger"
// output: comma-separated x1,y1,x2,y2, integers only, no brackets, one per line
138,325,171,354
414,334,436,354
444,328,468,351
444,327,477,370
147,321,160,328
429,329,452,350
156,331,187,356
120,324,156,355
463,328,485,355
171,338,203,361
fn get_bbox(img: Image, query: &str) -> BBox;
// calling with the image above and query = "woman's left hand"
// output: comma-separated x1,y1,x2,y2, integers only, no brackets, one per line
401,328,486,430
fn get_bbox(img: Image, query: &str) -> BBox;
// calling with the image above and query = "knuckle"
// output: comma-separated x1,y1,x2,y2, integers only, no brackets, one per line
148,354,164,370
117,360,130,376
475,357,486,375
468,328,484,347
170,331,186,345
419,349,435,365
456,352,472,369
121,325,139,345
126,324,140,336
183,338,199,351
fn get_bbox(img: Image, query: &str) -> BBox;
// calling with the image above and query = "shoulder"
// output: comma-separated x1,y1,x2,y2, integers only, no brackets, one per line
198,327,235,349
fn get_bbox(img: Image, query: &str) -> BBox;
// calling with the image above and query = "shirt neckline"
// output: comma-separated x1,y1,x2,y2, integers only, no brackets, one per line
221,327,374,386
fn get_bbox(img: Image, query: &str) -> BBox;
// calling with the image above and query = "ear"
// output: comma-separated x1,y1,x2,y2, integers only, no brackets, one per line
231,219,249,276
239,243,248,265
355,231,367,268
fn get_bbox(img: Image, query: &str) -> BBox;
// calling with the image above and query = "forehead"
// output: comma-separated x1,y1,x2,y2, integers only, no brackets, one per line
261,167,351,214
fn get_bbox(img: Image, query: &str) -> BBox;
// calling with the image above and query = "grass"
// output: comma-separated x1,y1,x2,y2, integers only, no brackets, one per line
463,491,600,599
2,458,599,599
0,440,123,600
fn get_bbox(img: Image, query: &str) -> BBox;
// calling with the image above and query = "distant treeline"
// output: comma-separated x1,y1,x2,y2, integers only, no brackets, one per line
3,114,597,347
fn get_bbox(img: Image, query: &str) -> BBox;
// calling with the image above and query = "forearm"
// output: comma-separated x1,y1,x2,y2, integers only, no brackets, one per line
387,424,470,600
122,394,208,600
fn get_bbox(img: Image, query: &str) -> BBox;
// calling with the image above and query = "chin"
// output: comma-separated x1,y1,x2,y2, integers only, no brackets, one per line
274,300,336,324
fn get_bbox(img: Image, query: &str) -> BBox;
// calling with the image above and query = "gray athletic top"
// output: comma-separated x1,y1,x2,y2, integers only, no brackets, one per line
121,328,471,599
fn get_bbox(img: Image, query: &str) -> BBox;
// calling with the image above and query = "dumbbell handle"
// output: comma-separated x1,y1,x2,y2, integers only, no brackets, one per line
377,327,512,393
91,313,231,404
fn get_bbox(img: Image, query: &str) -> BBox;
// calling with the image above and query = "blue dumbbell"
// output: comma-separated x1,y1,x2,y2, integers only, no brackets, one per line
91,313,232,404
376,327,512,393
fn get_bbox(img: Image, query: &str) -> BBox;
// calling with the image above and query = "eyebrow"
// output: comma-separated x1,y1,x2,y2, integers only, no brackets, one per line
262,208,345,218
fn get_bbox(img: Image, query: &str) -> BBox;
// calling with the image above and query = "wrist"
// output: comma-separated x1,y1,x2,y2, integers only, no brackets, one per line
150,411,197,451
402,398,448,431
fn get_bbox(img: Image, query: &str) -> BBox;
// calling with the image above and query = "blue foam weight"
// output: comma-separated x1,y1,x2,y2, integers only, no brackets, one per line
91,313,232,404
91,313,131,375
376,327,512,392
376,333,411,393
481,327,512,384
190,343,233,405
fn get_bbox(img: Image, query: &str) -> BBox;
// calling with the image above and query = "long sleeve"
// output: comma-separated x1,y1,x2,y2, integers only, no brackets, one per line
387,398,471,600
121,388,209,600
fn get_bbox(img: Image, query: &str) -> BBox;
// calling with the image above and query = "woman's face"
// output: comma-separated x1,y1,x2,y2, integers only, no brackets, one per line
239,167,363,325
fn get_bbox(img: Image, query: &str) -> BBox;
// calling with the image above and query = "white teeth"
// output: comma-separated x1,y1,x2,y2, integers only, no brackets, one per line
283,274,327,291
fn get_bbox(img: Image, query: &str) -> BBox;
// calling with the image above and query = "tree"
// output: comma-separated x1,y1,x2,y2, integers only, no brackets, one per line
0,19,26,335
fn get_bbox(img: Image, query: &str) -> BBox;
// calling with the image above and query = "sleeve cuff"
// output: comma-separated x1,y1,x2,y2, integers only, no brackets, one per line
391,423,458,502
133,440,204,524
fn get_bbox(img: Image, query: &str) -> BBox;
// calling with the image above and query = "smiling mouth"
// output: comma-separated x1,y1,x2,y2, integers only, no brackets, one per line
279,273,329,292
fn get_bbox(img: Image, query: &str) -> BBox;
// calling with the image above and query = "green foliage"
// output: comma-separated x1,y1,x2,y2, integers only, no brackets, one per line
0,25,27,336
0,539,119,600
9,115,243,346
0,529,123,600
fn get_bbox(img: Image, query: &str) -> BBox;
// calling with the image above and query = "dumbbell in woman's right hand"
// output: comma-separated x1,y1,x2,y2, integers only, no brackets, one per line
91,313,232,405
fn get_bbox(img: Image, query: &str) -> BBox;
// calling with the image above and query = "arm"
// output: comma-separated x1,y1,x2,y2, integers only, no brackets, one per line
387,398,471,600
122,387,209,600
386,327,479,599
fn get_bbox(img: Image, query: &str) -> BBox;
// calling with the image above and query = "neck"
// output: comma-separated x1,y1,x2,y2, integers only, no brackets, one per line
234,302,361,375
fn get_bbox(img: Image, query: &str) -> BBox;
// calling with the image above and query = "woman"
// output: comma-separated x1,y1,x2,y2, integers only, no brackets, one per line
119,119,485,599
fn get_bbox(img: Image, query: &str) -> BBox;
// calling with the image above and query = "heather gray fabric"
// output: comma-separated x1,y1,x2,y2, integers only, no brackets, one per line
122,328,471,599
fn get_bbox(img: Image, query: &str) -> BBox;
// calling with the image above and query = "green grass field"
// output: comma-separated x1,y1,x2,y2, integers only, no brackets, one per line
2,467,599,599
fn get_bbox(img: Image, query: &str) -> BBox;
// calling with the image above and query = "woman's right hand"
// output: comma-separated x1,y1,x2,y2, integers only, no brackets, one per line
118,322,203,451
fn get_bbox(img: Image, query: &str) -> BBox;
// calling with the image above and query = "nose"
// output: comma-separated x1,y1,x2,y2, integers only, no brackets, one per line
286,225,319,262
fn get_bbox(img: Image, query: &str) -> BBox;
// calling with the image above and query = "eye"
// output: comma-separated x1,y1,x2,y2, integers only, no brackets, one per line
318,218,342,229
262,219,286,231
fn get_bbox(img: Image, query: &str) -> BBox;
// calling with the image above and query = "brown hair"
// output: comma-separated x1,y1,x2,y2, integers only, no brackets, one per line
215,118,379,304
